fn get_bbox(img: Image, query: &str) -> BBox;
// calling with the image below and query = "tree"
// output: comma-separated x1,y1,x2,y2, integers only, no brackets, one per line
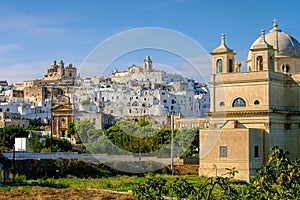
0,126,29,150
75,120,102,143
29,135,73,152
28,118,43,130
67,122,77,138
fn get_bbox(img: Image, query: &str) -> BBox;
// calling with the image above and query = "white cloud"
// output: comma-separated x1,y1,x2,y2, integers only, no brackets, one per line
0,8,76,38
0,62,48,84
0,44,21,53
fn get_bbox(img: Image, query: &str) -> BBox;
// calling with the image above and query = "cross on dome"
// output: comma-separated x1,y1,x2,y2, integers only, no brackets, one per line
273,18,278,28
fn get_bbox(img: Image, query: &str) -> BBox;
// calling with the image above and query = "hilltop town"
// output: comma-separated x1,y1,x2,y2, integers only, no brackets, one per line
0,55,209,142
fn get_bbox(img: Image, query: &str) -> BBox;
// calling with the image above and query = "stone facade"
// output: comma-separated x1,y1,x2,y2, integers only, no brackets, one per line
173,114,209,130
0,112,29,128
199,20,300,181
23,60,76,103
51,95,73,138
43,60,77,83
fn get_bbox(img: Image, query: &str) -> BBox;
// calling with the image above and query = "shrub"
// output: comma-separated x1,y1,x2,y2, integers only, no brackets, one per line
14,174,27,183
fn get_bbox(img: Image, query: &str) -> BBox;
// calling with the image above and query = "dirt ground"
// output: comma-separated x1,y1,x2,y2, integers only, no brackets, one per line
0,187,134,200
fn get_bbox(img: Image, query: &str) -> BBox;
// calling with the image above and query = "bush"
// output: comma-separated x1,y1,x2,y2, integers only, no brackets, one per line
29,135,72,152
14,158,113,179
133,177,167,200
14,174,27,183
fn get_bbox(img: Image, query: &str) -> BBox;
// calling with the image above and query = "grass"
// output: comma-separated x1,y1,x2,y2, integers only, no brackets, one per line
0,174,246,199
35,174,206,192
0,185,32,193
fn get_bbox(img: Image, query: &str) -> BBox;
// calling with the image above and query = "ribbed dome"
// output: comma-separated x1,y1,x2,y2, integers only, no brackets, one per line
247,20,300,61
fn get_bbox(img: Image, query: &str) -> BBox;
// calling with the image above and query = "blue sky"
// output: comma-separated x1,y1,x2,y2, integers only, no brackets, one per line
1,0,300,84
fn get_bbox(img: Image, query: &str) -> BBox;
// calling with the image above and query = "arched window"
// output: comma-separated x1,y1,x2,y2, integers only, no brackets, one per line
269,56,274,70
229,59,233,72
194,102,200,110
256,56,263,70
232,98,246,107
219,101,225,107
216,59,223,73
132,101,139,107
254,100,260,105
281,63,290,73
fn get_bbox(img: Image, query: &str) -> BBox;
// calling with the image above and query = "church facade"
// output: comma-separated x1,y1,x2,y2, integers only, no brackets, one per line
199,20,300,181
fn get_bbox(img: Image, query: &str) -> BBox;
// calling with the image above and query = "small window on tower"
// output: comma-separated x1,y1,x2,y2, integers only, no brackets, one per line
256,56,263,70
219,102,225,107
254,146,259,157
216,59,223,73
229,59,233,72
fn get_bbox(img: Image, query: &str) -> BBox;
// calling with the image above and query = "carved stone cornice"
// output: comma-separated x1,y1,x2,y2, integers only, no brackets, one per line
208,109,300,118
208,110,271,118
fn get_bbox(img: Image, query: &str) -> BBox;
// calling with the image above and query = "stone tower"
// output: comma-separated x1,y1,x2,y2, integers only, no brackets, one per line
143,55,152,72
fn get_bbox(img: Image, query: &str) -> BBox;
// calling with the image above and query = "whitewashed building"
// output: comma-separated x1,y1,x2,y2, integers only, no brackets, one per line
74,55,209,127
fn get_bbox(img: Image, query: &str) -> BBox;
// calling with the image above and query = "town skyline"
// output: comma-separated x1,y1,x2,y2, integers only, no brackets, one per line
1,0,300,83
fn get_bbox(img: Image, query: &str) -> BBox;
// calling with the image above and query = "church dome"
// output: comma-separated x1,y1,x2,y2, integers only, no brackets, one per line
247,20,300,61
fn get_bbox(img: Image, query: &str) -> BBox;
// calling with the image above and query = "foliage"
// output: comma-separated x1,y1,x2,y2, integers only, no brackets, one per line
136,119,150,127
98,120,198,158
134,160,300,200
29,135,72,152
133,177,167,200
0,125,29,149
103,121,172,154
168,177,196,199
67,122,76,138
75,119,102,143
28,118,44,130
0,153,11,169
28,134,44,152
14,158,113,179
179,128,199,159
243,146,300,199
195,171,239,200
14,174,27,183
5,147,300,199
80,99,90,106
73,119,199,158
133,168,239,200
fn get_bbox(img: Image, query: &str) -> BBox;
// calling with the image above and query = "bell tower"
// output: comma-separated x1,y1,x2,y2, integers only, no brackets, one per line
211,34,236,74
210,34,236,113
143,55,152,72
247,30,275,72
